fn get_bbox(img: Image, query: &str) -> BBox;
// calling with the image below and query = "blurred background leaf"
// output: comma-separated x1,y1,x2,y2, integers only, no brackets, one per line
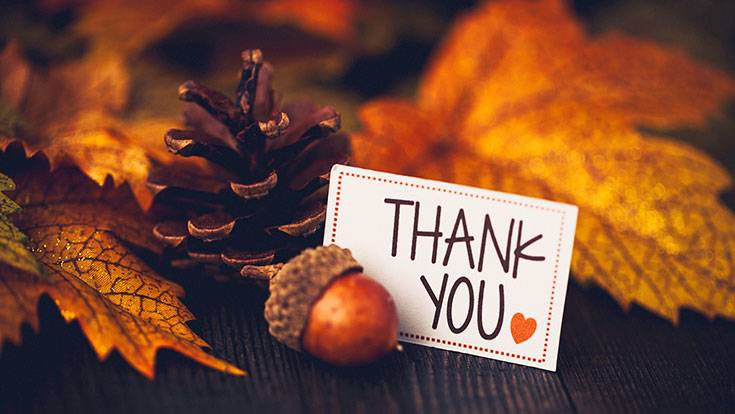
352,0,735,323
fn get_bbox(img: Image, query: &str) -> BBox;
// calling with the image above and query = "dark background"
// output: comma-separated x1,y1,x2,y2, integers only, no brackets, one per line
1,0,734,412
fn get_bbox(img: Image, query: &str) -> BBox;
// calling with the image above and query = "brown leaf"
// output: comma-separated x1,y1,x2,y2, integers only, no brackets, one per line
0,147,244,377
0,43,177,210
0,44,129,133
29,53,128,128
43,114,179,211
352,0,735,322
0,42,30,109
0,269,48,350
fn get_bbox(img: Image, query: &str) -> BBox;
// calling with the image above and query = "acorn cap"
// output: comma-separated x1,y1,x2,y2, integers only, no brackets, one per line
264,244,362,350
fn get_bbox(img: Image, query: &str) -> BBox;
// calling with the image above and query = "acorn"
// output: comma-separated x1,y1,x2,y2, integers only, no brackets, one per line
264,244,398,366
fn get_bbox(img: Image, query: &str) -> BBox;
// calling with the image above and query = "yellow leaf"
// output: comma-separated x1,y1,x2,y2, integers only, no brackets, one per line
0,147,245,377
352,0,735,322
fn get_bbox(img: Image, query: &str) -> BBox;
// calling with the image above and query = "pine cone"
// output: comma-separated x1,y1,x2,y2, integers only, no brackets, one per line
148,49,350,281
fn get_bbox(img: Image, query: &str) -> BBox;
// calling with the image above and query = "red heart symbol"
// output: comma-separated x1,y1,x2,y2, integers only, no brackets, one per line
510,312,537,344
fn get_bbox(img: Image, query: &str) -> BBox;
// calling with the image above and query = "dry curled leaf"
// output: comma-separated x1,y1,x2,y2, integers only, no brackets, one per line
0,146,244,377
353,0,735,322
0,42,172,210
40,113,176,211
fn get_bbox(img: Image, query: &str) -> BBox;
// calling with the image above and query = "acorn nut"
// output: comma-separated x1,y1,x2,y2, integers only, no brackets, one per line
264,245,398,366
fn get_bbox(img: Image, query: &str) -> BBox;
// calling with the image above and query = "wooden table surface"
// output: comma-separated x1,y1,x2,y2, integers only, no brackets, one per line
1,273,733,413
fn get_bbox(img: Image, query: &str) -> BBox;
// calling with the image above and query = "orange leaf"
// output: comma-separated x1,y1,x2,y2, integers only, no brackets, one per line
0,42,30,109
0,43,175,210
0,147,245,377
353,0,735,322
72,0,356,55
42,113,180,211
259,0,357,42
0,270,48,350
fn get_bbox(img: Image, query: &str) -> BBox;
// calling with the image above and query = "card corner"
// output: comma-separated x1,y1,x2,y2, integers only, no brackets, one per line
330,163,347,176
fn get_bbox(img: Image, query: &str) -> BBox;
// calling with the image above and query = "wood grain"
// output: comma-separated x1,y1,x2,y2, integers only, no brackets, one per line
1,272,734,413
558,284,735,413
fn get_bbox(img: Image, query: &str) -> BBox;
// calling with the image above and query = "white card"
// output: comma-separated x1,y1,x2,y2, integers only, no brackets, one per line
323,165,578,371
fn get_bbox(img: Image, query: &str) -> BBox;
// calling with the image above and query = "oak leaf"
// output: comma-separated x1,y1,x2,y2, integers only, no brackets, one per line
0,146,245,377
352,0,735,322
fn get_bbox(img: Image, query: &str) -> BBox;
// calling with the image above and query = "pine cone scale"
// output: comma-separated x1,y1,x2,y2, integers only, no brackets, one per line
148,156,237,195
153,221,188,247
229,171,278,199
182,104,237,147
164,129,243,171
274,204,327,237
251,63,275,121
221,248,276,267
279,134,351,191
184,238,224,264
187,211,238,242
266,102,338,151
178,80,244,132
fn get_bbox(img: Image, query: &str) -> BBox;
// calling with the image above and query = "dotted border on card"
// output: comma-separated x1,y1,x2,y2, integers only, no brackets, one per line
329,170,566,364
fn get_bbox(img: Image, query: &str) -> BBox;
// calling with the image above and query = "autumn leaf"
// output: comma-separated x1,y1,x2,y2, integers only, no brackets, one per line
0,145,245,377
41,113,176,211
259,0,357,42
71,0,357,56
352,0,735,322
0,40,176,210
0,172,43,277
